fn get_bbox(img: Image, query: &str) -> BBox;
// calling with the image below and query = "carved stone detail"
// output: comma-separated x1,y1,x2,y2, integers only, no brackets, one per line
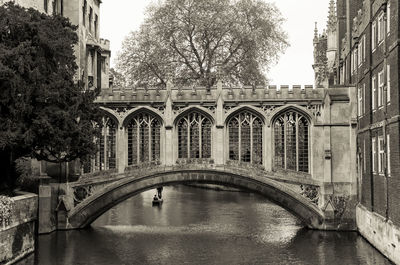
328,195,350,217
257,105,277,116
307,104,322,117
172,105,186,115
300,184,319,205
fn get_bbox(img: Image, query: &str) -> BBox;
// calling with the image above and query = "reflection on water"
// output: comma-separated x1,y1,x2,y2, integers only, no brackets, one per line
27,185,392,265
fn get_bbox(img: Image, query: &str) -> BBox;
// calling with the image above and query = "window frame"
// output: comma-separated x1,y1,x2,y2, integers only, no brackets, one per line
378,12,385,44
387,2,391,35
372,137,376,173
273,111,310,173
228,111,263,165
378,70,384,108
372,21,376,51
387,64,391,103
372,75,376,111
358,85,363,117
378,135,384,174
387,134,391,175
178,111,212,160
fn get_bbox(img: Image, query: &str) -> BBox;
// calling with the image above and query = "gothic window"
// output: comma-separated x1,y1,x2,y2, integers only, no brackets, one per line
228,111,263,164
92,117,116,171
127,112,161,165
274,111,309,173
177,112,212,159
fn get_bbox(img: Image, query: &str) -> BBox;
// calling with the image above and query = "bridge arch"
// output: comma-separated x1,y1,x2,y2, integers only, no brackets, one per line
67,169,326,230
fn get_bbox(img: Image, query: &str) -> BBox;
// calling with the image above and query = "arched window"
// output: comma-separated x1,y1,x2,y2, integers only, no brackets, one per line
127,112,161,165
177,112,212,159
81,117,117,173
274,111,309,172
228,111,263,164
93,117,116,171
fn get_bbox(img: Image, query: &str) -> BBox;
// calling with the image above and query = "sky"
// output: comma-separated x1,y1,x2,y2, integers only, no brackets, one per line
100,0,331,86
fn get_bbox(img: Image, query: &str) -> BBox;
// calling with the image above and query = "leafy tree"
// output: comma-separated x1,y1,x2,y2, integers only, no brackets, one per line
0,3,101,192
116,0,288,89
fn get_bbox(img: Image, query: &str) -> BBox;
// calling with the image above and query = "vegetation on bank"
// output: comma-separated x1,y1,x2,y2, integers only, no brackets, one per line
0,195,14,227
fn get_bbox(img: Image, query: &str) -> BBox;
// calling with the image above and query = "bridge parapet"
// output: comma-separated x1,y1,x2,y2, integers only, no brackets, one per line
71,162,320,209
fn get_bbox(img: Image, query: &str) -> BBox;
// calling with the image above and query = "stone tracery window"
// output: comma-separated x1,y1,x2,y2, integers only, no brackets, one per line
177,112,212,159
94,117,116,171
81,117,116,173
228,111,263,164
274,111,309,172
127,112,161,165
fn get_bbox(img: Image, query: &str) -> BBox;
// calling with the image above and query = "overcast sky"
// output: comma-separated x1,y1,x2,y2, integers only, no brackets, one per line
100,0,331,86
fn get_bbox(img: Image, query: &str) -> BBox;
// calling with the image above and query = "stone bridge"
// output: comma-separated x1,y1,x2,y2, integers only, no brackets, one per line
39,81,358,232
53,161,355,231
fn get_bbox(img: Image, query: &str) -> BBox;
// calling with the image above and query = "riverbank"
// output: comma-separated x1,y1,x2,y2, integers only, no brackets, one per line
0,192,37,265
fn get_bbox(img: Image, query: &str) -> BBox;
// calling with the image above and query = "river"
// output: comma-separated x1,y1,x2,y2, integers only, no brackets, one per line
25,185,392,265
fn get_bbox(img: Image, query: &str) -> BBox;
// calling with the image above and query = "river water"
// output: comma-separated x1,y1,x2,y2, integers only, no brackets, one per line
28,185,392,265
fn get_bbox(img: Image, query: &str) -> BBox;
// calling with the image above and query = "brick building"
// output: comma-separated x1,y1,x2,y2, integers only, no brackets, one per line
314,0,400,263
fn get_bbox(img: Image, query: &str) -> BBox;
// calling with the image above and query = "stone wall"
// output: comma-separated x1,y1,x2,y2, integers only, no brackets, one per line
0,192,38,265
357,204,400,264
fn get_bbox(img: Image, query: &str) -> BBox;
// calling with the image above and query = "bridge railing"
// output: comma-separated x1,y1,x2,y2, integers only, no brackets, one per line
76,160,316,186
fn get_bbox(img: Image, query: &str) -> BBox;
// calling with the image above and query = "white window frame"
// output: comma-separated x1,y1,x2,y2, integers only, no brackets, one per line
372,75,376,110
372,21,376,51
387,2,391,35
363,140,366,173
363,84,366,114
387,134,390,175
358,86,362,116
354,48,358,71
372,137,376,173
378,135,384,173
358,41,362,67
378,70,384,107
378,13,385,44
387,64,391,103
363,35,366,62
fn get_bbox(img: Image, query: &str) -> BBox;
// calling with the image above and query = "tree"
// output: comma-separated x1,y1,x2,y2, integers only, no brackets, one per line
0,3,101,191
116,0,288,89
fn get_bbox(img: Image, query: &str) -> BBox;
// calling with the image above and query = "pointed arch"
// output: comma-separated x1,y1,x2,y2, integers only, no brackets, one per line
226,107,264,165
224,106,266,125
173,106,215,126
99,107,120,126
82,110,118,173
268,105,314,127
124,109,163,166
272,107,311,173
123,107,164,127
175,108,214,159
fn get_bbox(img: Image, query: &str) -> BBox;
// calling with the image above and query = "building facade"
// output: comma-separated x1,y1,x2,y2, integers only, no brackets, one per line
0,0,111,92
314,0,400,263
